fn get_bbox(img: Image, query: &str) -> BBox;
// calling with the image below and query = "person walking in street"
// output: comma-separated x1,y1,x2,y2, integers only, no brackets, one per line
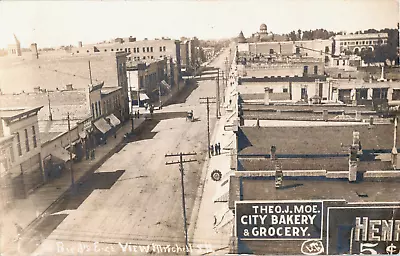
214,143,218,155
217,142,221,155
210,145,214,156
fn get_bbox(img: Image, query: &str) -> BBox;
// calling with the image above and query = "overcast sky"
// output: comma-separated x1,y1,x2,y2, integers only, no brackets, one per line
0,0,398,48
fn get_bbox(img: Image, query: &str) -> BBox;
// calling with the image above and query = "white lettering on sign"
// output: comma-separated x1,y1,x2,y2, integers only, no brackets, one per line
271,214,317,225
239,203,322,239
250,226,309,237
301,240,324,255
355,217,400,242
241,214,268,225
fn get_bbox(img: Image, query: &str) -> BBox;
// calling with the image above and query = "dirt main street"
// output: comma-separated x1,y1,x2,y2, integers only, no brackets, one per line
24,50,231,256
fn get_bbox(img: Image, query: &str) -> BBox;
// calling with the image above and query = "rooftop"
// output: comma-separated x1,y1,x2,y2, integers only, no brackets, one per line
238,157,392,172
101,87,121,95
230,176,400,205
334,33,388,40
0,53,119,94
0,106,43,122
237,124,397,156
0,91,89,121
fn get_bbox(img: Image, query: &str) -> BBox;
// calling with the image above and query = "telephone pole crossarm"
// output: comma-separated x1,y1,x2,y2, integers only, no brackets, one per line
164,152,198,256
165,159,197,165
165,152,197,157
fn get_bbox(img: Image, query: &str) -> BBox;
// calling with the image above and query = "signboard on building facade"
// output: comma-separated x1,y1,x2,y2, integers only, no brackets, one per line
327,205,400,255
235,201,323,240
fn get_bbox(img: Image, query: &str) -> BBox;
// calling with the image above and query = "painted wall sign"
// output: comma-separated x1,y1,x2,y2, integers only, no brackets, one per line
235,201,323,240
327,206,400,255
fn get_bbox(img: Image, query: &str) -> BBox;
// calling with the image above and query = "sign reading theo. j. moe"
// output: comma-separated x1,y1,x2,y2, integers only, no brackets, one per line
236,201,323,240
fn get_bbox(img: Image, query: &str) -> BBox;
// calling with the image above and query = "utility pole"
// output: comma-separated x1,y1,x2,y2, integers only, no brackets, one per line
221,70,225,105
159,83,162,109
216,68,220,118
67,113,75,191
200,97,216,158
165,152,197,256
88,61,93,84
47,91,53,121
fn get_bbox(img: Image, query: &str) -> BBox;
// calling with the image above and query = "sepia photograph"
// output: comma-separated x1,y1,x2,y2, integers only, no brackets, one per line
0,0,399,255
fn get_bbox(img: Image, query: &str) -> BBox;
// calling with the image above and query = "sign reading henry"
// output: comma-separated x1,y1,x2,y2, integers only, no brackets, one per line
236,201,323,239
327,206,400,255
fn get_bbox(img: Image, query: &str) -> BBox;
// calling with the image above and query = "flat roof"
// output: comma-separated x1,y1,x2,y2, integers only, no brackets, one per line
237,124,396,156
230,176,400,206
0,106,43,122
238,157,392,172
101,87,121,95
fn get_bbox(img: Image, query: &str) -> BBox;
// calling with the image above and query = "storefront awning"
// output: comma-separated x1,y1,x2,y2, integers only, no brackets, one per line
79,131,87,139
161,80,171,90
51,147,75,162
106,114,121,127
140,93,149,101
93,118,112,134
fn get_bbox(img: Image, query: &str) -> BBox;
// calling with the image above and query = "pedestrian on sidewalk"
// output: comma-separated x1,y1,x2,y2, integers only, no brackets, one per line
137,110,140,118
210,145,214,156
218,142,221,155
214,143,218,155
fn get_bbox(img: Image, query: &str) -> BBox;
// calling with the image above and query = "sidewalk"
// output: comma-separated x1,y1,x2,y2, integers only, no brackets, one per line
0,118,145,251
190,49,238,255
190,110,235,255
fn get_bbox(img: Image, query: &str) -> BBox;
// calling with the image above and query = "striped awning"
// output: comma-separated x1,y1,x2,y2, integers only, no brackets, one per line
93,118,112,134
161,80,171,90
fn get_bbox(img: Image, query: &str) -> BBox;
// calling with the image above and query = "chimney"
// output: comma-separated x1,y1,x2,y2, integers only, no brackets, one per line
393,117,398,169
369,116,374,126
78,41,83,48
322,109,328,121
264,87,270,105
355,111,360,121
66,84,73,91
270,145,277,160
349,131,360,182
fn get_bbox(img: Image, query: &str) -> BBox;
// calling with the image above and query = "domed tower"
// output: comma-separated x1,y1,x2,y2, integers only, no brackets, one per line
260,23,268,35
237,31,247,43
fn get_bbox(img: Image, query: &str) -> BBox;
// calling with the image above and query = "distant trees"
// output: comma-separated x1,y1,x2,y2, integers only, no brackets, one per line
358,28,399,65
285,28,336,41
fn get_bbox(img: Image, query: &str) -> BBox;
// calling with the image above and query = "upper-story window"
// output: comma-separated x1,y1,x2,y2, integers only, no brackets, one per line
163,46,166,51
98,101,102,116
160,46,163,52
147,47,150,52
151,47,153,52
32,126,37,148
25,129,30,152
134,48,137,53
91,103,95,117
95,102,98,118
16,132,22,156
143,47,146,52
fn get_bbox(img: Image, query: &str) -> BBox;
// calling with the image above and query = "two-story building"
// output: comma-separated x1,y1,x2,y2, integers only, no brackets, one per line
333,33,389,55
0,106,43,207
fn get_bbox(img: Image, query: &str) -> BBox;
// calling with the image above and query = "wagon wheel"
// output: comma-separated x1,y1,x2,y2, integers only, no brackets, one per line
211,170,222,181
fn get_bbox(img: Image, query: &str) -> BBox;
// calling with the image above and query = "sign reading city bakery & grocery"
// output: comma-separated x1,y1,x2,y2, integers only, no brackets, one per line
327,205,400,255
235,201,323,240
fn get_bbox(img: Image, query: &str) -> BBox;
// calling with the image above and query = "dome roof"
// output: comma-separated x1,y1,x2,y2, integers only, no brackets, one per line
260,23,267,31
